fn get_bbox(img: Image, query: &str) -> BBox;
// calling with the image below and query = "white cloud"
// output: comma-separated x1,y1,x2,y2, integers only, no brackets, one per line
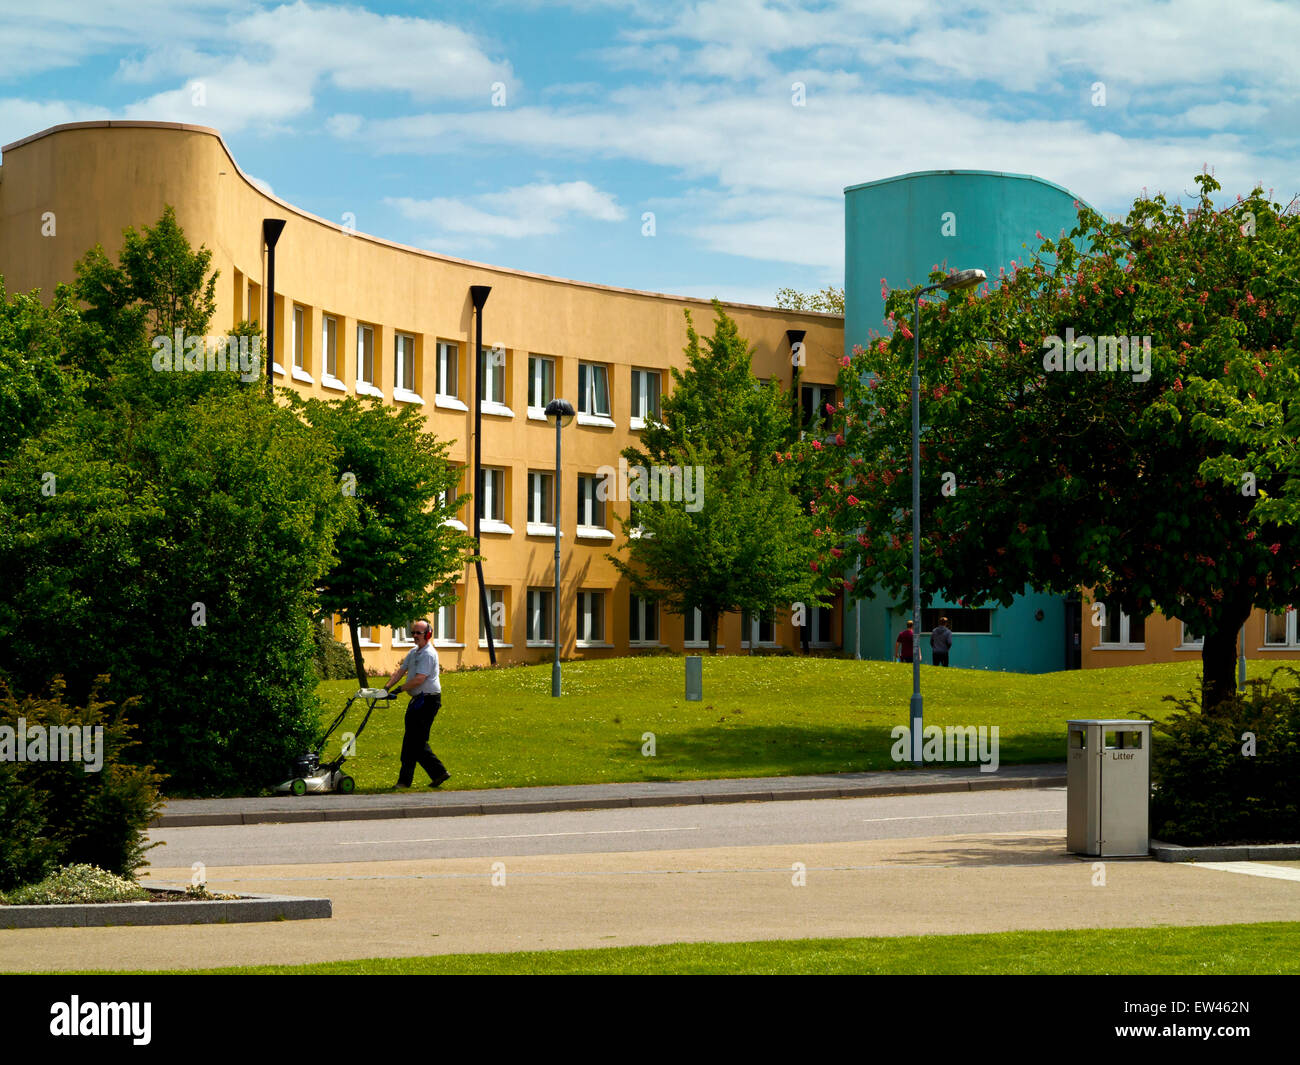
386,180,626,241
0,98,112,151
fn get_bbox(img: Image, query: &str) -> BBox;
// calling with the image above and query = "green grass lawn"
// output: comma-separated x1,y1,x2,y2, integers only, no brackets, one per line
111,922,1300,975
312,657,1284,793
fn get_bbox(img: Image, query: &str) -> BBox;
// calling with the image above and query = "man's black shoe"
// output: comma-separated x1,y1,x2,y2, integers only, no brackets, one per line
429,771,451,788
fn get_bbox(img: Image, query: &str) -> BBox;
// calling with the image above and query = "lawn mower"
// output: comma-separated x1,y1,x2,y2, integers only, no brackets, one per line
276,686,397,795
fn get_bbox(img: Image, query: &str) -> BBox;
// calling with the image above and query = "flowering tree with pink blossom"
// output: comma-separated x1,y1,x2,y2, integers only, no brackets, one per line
805,174,1299,711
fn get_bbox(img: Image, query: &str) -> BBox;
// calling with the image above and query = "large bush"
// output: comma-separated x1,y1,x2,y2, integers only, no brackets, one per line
0,680,164,891
1150,669,1300,844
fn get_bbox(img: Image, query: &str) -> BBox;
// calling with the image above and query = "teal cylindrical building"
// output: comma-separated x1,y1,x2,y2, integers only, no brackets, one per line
842,169,1088,673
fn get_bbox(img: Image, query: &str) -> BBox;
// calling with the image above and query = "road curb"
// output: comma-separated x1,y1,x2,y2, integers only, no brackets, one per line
1150,840,1300,863
154,770,1067,828
0,889,332,928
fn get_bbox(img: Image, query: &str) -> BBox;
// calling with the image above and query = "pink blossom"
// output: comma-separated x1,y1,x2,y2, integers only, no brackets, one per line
839,355,851,367
846,494,860,506
1271,543,1282,555
835,433,845,446
830,547,843,559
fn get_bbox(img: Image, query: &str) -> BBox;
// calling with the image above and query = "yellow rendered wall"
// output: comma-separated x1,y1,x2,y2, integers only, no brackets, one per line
0,122,845,675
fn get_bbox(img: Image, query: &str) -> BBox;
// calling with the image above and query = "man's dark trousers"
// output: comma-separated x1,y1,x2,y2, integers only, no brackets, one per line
398,692,447,787
933,652,949,667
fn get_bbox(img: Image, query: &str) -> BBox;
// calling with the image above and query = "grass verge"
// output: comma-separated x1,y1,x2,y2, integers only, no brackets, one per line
309,658,1285,793
100,922,1300,975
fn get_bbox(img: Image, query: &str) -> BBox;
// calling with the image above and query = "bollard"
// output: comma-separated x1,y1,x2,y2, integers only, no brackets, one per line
685,655,703,701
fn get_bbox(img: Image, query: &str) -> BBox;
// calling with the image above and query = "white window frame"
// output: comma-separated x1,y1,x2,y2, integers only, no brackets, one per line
683,607,722,649
1176,620,1204,650
810,604,834,647
442,467,467,532
741,609,777,648
576,474,613,540
432,601,460,646
1264,609,1299,648
394,332,421,403
479,588,508,647
528,355,555,421
436,341,467,411
392,624,413,647
289,304,312,384
356,624,378,647
800,382,836,438
321,314,344,391
576,591,607,645
577,361,614,426
527,470,557,536
477,467,513,535
356,324,381,397
527,588,554,645
630,368,660,430
1094,602,1145,649
630,595,659,645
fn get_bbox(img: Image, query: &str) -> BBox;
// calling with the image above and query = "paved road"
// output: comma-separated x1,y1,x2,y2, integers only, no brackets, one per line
148,786,1069,867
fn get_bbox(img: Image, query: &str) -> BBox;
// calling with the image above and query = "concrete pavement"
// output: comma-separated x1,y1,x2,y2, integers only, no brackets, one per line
4,829,1298,971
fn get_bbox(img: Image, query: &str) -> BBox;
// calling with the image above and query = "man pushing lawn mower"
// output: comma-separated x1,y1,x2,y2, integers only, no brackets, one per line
386,618,451,789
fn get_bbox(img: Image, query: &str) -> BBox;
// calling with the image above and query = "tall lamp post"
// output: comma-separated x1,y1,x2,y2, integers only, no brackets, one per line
909,267,986,763
546,398,575,696
261,219,286,401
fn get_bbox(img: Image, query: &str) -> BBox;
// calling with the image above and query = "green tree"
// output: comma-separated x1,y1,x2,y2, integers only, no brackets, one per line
775,285,845,315
293,394,477,689
806,174,1299,712
0,210,347,792
614,303,822,652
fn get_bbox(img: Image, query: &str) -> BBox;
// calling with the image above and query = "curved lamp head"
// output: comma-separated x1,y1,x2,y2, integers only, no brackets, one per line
940,268,986,293
545,398,576,428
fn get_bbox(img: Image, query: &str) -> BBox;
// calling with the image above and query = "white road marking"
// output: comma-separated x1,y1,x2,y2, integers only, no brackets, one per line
862,809,1061,823
338,826,702,846
1194,862,1300,882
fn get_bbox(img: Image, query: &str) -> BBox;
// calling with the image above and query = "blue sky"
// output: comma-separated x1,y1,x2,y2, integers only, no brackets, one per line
1,0,1296,306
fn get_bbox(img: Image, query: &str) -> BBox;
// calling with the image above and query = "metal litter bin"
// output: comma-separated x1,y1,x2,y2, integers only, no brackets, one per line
1066,719,1152,857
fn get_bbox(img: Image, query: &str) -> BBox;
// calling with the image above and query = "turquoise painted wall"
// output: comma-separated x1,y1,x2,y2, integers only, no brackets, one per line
841,170,1087,673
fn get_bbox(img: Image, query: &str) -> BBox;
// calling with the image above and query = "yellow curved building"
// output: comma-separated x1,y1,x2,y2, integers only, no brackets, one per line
0,120,844,672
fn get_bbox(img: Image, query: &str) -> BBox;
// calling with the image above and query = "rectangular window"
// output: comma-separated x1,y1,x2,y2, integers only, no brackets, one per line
247,281,261,324
528,355,555,412
576,591,605,643
1265,611,1292,646
1097,602,1144,646
811,605,833,644
436,341,458,398
741,609,775,645
484,346,506,404
577,474,606,528
630,595,659,644
527,589,554,643
684,607,705,644
528,471,554,525
357,625,375,644
479,588,505,643
477,468,505,523
357,324,375,385
395,333,415,393
432,601,457,643
292,305,305,370
322,315,338,378
921,608,992,635
800,383,836,435
578,361,611,417
630,369,661,425
393,625,412,645
1179,621,1204,647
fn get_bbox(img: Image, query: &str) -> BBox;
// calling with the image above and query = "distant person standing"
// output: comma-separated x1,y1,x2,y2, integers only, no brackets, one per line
385,619,450,789
931,617,954,667
894,620,916,664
